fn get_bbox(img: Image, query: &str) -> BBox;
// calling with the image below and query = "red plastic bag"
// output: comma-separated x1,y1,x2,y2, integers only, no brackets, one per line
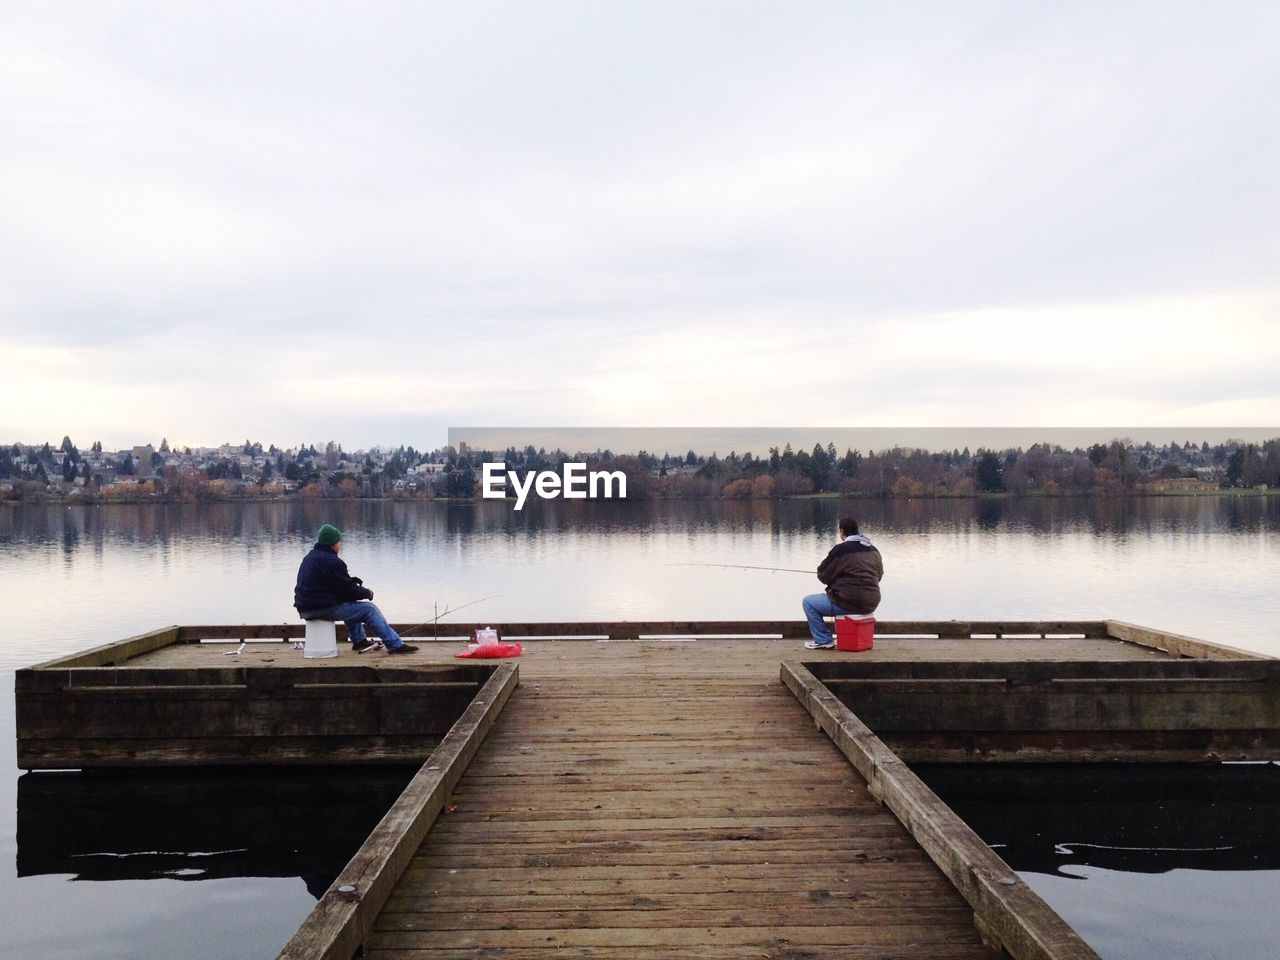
455,641,523,659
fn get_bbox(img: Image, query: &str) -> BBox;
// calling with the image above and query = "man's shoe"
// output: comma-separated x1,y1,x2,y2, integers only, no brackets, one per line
352,638,382,653
804,639,836,650
386,643,419,654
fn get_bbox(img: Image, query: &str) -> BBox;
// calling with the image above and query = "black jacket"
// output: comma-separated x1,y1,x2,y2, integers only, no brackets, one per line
293,544,373,617
816,536,883,614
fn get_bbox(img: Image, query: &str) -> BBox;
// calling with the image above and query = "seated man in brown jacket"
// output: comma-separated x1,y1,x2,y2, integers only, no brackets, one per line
803,516,883,649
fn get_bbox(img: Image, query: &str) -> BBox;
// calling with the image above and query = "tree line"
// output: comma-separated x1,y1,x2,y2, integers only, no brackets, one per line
2,436,1278,502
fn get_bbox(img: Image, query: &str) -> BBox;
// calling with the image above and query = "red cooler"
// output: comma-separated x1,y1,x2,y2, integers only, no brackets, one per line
835,615,875,652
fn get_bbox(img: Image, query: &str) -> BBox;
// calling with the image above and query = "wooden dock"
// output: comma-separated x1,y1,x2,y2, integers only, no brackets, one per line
15,620,1274,960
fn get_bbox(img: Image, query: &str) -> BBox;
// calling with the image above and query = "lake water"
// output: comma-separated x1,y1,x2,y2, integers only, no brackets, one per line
2,496,1278,958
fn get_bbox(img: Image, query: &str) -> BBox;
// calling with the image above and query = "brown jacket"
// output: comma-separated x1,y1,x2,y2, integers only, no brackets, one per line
817,536,883,614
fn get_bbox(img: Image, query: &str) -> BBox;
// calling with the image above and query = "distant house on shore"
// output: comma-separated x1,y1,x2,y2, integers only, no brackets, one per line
1147,477,1220,493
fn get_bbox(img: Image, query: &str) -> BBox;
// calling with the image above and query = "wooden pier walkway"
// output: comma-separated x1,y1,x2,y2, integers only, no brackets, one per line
357,634,1158,958
27,621,1267,959
375,677,978,957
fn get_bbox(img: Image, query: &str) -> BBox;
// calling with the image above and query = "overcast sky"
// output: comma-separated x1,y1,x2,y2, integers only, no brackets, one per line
2,2,1277,450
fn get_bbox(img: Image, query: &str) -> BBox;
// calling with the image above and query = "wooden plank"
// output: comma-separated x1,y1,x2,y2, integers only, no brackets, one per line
16,735,445,768
15,662,497,767
807,658,1276,681
1106,619,1268,660
383,888,963,912
368,924,985,949
277,661,518,960
824,687,1277,732
876,728,1280,763
782,660,1099,960
802,658,1280,759
170,620,1111,643
365,944,987,960
408,845,928,869
23,625,182,669
16,663,493,692
177,624,306,641
376,904,974,931
390,860,957,890
16,691,475,740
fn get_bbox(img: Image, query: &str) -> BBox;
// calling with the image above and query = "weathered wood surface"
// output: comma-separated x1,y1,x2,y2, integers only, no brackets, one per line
278,662,518,960
152,619,1112,646
21,625,1227,954
134,631,1165,672
19,626,1171,770
807,659,1280,762
16,664,494,769
350,643,1006,960
27,625,181,669
1106,619,1268,660
783,661,1100,960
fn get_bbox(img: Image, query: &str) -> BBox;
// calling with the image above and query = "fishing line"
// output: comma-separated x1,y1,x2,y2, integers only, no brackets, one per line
665,562,814,575
400,594,502,639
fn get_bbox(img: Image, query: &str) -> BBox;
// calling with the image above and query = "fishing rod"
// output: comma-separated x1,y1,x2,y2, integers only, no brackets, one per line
666,562,814,575
400,594,502,639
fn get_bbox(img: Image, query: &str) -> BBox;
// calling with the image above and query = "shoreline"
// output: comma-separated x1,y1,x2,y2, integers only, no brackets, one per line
3,488,1276,507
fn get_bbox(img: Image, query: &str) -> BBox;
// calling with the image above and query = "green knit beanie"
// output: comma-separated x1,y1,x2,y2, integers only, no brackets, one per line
316,524,343,546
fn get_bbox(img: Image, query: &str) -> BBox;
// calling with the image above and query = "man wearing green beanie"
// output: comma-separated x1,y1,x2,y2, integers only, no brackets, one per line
293,524,418,654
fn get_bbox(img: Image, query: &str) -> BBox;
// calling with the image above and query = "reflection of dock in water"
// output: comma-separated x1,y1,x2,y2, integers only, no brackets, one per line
17,768,414,898
917,762,1280,877
13,619,1278,960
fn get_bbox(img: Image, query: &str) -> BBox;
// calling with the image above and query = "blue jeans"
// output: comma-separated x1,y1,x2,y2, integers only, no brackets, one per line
802,592,851,644
328,601,407,651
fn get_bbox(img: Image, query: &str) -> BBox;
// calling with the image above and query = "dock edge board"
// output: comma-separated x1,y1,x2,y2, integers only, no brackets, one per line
276,660,518,960
1105,620,1269,660
781,660,1101,960
25,620,1120,671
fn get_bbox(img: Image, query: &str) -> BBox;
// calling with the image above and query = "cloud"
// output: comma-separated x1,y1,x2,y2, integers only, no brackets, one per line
1,2,1278,445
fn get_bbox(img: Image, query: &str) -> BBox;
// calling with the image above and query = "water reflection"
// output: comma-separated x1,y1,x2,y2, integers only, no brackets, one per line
16,768,415,898
916,763,1280,875
3,495,1278,547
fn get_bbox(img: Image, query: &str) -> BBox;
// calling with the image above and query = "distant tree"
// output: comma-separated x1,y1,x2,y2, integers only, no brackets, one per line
445,461,475,497
975,449,1004,492
838,449,861,478
1240,444,1267,487
119,453,135,476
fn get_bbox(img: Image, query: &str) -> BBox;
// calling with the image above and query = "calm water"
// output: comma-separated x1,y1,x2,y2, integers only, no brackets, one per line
3,496,1278,958
917,764,1280,960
